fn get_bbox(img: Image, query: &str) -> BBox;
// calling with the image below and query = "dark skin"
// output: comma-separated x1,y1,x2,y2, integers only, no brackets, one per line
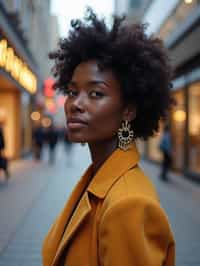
64,60,135,176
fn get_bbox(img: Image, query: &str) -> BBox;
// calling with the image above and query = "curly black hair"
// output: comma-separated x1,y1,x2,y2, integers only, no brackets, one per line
50,8,174,140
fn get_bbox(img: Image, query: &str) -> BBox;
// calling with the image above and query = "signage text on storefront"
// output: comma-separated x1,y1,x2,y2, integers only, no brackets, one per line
0,39,37,94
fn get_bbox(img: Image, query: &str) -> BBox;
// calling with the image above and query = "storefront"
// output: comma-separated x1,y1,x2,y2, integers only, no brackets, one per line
145,68,200,180
140,0,200,180
0,38,37,159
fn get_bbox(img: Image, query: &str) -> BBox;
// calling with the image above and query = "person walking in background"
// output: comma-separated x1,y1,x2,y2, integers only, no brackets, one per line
42,9,175,266
0,123,5,157
159,124,172,182
32,124,44,160
0,122,9,179
46,123,58,164
63,129,73,164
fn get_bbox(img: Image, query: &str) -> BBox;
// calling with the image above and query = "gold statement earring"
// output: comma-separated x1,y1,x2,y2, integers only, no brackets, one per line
118,120,134,151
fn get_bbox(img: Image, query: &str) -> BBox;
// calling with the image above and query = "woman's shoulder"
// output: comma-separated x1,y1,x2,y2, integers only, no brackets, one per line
99,166,174,237
102,165,160,211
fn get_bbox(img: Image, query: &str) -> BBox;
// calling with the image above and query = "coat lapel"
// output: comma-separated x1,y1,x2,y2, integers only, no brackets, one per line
43,166,93,266
87,142,140,198
52,191,92,266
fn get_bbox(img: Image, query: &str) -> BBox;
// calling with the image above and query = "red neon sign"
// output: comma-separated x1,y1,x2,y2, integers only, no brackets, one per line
44,78,55,97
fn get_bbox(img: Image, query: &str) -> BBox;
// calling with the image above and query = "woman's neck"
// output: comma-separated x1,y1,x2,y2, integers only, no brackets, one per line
88,137,118,176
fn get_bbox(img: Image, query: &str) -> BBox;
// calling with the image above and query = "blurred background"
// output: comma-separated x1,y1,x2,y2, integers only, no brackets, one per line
0,0,199,179
0,1,200,266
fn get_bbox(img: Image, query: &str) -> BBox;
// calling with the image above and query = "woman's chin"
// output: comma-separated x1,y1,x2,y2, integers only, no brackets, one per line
68,135,88,143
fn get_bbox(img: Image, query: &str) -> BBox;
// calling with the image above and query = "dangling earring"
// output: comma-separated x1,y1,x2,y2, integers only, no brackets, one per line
118,120,134,151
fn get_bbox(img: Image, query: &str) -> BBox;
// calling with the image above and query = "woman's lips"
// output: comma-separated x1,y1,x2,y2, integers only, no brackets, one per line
67,118,88,129
67,122,88,129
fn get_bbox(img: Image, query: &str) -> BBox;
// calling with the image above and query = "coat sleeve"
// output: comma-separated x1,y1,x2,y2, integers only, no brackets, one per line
98,196,175,266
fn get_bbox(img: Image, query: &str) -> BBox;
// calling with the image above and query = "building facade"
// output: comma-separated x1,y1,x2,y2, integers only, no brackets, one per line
115,0,153,23
1,0,59,79
143,0,200,180
0,0,59,159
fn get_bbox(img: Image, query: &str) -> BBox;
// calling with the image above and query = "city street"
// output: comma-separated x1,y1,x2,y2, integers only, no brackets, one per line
0,143,200,266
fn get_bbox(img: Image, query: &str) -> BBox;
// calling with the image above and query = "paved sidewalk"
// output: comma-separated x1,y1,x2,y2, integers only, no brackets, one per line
0,144,199,266
141,161,200,266
0,144,90,266
0,159,51,253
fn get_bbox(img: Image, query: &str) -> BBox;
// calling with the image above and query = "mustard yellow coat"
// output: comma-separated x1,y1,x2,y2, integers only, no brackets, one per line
42,143,175,266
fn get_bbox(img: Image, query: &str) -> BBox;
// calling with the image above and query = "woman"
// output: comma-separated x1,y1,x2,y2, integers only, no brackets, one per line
42,9,175,266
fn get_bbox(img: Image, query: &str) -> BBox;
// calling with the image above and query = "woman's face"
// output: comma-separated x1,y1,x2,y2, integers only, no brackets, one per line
64,61,127,144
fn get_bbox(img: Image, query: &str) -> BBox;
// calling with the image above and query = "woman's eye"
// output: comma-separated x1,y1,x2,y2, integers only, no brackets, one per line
65,89,77,97
90,91,104,98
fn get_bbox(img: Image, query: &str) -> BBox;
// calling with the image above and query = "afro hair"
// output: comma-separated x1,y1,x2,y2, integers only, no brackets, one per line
49,8,174,140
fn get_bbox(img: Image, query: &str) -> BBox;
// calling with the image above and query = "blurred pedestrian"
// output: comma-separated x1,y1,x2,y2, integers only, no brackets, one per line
43,9,175,266
32,124,44,160
159,124,172,182
63,129,73,163
0,122,9,179
46,123,58,164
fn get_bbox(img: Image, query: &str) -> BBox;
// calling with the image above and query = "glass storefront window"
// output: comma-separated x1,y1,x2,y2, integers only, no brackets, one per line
21,93,32,155
171,89,186,170
188,83,200,174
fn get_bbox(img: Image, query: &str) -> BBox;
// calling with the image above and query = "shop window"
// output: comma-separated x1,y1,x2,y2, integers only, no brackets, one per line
171,89,186,171
188,83,200,174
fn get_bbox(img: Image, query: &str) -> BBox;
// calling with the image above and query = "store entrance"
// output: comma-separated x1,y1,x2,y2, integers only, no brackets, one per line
0,75,21,159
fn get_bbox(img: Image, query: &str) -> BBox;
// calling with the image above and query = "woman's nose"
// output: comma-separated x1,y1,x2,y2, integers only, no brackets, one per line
70,93,86,113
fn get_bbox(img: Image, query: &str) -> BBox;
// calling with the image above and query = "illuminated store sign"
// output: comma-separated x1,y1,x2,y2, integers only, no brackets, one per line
0,39,37,94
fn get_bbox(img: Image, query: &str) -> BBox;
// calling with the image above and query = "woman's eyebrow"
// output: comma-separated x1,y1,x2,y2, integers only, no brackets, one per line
68,80,110,88
87,80,110,87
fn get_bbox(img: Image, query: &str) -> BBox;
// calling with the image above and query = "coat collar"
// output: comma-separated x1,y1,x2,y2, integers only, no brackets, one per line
87,142,140,198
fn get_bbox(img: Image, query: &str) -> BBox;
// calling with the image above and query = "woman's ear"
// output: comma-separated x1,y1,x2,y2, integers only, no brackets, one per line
123,104,136,122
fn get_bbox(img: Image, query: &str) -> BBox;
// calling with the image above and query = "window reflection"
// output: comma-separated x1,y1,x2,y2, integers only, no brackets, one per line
188,83,200,173
171,89,186,170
